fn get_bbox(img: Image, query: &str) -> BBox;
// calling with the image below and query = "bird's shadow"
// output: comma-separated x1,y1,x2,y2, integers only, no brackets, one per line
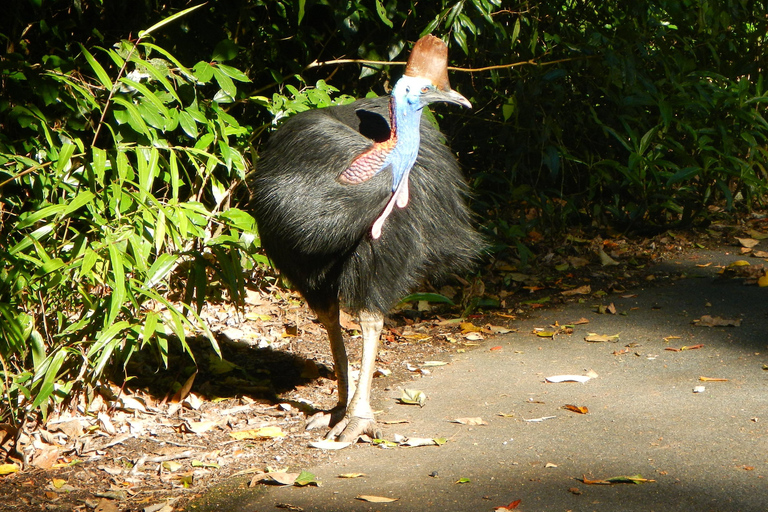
119,332,334,410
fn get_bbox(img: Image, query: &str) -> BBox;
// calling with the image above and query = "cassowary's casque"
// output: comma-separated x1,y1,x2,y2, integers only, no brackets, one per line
249,35,483,442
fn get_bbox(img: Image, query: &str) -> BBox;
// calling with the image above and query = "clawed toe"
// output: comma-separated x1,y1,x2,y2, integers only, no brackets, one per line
330,416,381,443
305,406,346,431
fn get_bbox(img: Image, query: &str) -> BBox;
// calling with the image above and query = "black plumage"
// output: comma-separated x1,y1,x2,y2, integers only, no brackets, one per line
249,36,482,442
252,98,479,314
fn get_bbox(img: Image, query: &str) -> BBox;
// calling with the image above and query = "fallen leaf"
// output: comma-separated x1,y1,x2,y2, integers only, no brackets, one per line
0,463,19,475
400,437,439,447
184,420,219,435
452,417,488,426
580,474,655,485
546,375,591,383
356,495,398,503
561,285,591,296
665,344,704,352
484,324,513,334
275,504,304,511
584,333,620,343
535,331,556,338
493,499,522,511
699,376,728,382
736,237,760,248
596,303,617,314
606,475,656,484
758,275,768,287
51,478,67,489
563,404,589,414
229,426,285,440
694,315,741,327
294,470,319,486
455,477,471,484
420,361,448,367
338,473,365,478
399,388,426,407
308,440,351,450
568,487,582,495
524,416,557,422
250,471,299,486
94,498,120,512
460,322,481,333
191,460,220,469
162,461,182,472
599,248,619,266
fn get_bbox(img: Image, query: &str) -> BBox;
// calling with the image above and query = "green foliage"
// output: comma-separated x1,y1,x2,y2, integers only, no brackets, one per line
2,0,767,422
0,10,258,422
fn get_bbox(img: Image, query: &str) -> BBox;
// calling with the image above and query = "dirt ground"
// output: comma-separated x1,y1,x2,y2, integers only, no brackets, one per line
1,215,767,512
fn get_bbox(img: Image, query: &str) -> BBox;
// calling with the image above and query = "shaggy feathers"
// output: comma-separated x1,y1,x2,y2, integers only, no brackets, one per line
250,96,481,314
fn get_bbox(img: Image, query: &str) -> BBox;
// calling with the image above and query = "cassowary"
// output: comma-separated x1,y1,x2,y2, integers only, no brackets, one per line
249,35,482,442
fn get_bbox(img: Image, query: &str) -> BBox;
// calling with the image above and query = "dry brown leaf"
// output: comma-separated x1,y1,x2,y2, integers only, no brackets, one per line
493,499,522,511
563,404,589,414
695,315,741,327
94,498,120,512
699,376,728,382
171,371,197,404
736,237,760,248
250,471,299,486
356,495,399,503
32,445,60,469
584,333,619,343
561,285,591,296
665,344,704,352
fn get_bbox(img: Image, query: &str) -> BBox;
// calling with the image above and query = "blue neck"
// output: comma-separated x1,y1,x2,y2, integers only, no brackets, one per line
386,94,423,192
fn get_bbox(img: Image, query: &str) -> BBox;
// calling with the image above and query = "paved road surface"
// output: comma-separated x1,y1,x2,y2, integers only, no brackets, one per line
187,247,768,512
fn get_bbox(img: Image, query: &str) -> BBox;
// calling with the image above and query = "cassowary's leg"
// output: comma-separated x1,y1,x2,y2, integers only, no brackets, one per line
326,310,383,442
306,302,350,432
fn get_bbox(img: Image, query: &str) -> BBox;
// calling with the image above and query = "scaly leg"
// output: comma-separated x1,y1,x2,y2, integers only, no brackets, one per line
326,310,383,442
306,302,350,432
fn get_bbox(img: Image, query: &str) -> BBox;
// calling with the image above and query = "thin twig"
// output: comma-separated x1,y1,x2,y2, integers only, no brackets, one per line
303,53,596,74
90,39,142,149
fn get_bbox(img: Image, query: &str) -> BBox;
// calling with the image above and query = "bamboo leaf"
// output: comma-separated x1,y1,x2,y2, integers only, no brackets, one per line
138,3,206,39
79,43,113,91
107,243,126,326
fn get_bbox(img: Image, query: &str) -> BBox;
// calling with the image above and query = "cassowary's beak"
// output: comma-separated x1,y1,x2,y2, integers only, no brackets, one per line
425,88,472,109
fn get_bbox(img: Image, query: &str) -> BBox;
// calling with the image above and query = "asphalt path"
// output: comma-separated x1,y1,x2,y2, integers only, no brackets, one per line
188,246,768,512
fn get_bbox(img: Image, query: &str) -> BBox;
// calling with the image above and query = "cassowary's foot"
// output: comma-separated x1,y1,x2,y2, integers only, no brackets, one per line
305,405,345,432
326,414,381,443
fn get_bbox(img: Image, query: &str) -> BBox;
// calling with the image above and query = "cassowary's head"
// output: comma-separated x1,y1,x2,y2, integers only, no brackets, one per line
392,35,471,111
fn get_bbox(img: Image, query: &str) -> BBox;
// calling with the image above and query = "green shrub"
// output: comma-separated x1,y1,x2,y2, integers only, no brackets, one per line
0,6,257,422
